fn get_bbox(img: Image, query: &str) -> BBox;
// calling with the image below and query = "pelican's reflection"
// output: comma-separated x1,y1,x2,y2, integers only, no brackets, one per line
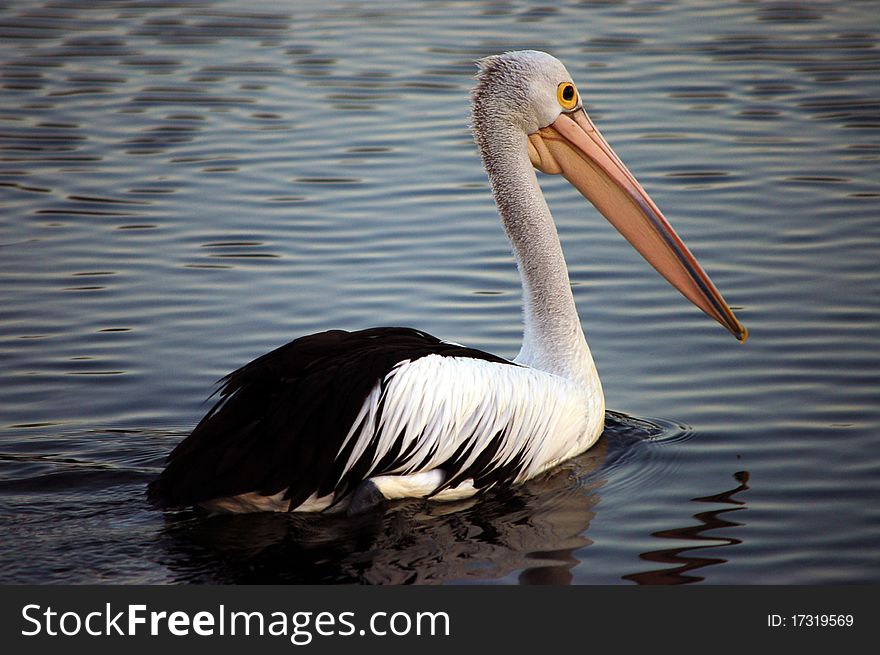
623,470,750,585
156,437,608,584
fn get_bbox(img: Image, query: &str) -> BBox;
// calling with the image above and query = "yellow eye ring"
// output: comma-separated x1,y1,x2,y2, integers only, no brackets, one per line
556,82,578,110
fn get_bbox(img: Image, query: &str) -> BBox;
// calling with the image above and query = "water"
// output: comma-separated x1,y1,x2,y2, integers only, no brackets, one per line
1,0,877,584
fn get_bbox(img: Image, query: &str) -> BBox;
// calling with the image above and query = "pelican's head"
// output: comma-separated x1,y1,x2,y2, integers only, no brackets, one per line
472,50,747,342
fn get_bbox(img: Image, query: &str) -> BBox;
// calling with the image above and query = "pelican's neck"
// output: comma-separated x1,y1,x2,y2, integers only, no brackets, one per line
478,125,599,391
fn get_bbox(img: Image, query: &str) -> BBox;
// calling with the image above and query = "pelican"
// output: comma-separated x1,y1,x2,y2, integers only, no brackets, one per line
147,51,746,515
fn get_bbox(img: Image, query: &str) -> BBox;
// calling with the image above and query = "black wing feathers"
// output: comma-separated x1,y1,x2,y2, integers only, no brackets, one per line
147,327,511,509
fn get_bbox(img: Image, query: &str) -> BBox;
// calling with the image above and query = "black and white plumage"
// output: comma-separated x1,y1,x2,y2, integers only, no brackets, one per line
148,327,601,513
148,50,745,515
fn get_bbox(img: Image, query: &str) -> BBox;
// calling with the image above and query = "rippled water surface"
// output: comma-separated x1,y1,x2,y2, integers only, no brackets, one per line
1,0,878,584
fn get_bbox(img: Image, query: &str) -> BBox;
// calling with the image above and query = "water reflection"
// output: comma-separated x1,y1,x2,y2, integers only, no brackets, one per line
151,413,729,585
624,471,750,585
156,439,607,585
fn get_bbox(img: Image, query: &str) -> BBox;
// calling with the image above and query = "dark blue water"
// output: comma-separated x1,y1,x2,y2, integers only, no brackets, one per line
1,0,877,584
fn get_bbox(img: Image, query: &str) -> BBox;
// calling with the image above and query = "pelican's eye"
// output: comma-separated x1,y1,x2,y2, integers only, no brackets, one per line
556,82,578,110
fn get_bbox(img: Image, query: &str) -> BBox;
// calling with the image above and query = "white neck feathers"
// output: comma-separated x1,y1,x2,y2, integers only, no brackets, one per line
474,120,599,392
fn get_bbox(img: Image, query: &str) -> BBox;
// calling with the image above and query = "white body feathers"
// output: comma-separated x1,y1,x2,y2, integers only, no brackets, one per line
206,355,604,513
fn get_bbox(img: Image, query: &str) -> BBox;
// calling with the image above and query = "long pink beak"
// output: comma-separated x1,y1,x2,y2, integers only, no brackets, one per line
528,110,747,342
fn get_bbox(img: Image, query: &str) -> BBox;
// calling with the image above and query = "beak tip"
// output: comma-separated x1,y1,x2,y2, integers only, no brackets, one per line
734,324,749,344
